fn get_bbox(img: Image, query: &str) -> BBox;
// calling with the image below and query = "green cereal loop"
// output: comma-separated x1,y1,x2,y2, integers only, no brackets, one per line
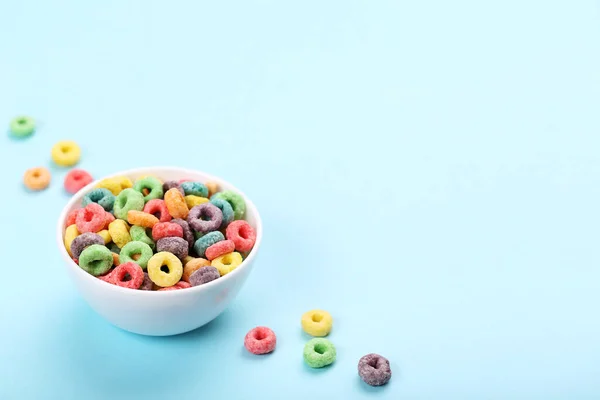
78,244,113,276
133,177,164,203
9,116,35,137
303,338,336,368
211,190,246,220
130,226,155,250
119,241,153,270
113,188,144,220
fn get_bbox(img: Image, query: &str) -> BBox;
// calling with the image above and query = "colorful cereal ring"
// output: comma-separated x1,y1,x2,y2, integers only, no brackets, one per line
189,266,220,286
64,169,93,194
127,210,159,228
76,203,106,233
9,116,35,137
152,222,184,241
205,240,235,261
64,224,80,256
156,237,188,260
303,338,336,368
182,257,211,282
225,220,256,252
23,167,51,191
82,188,115,211
187,203,222,233
108,219,131,248
181,181,209,197
70,232,104,259
133,176,164,202
358,354,392,386
210,197,234,229
78,244,113,276
193,231,224,258
301,310,333,337
111,262,145,289
147,252,183,287
211,251,243,276
244,327,277,355
211,190,246,220
130,225,155,250
143,199,172,222
119,241,154,270
164,188,189,219
113,188,144,220
51,140,81,167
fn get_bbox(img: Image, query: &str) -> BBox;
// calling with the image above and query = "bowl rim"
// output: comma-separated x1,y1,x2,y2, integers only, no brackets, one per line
56,166,263,297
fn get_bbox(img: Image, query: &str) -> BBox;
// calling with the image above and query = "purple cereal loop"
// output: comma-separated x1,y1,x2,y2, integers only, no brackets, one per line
162,181,184,195
189,266,220,286
156,236,189,260
171,218,194,249
357,353,392,386
187,203,223,233
70,232,105,259
139,273,153,290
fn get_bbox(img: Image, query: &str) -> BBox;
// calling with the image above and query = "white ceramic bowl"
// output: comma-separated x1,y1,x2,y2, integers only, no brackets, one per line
56,167,262,336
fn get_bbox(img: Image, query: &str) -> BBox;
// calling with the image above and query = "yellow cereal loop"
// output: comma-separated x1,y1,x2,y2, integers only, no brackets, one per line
185,195,209,209
96,176,133,195
301,310,333,337
97,229,112,244
114,176,133,190
147,252,183,287
96,178,122,195
64,224,79,256
211,252,243,276
108,219,131,248
51,140,81,167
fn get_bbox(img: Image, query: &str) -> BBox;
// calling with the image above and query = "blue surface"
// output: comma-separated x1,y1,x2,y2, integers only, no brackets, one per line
1,1,599,399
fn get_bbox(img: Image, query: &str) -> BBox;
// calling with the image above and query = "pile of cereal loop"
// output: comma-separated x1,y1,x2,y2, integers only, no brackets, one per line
243,309,392,386
63,175,257,291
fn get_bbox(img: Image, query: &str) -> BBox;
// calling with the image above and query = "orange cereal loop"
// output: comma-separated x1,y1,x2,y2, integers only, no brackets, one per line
182,257,211,282
23,167,51,191
127,210,159,228
183,256,196,265
205,181,219,197
164,188,189,219
112,252,120,266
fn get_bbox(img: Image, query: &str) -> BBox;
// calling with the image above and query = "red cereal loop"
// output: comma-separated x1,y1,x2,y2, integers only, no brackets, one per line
76,203,107,233
244,326,277,355
98,268,116,283
157,281,191,291
157,286,180,291
205,239,235,261
104,212,115,229
226,220,257,252
112,262,144,289
66,209,81,226
143,199,172,222
152,222,183,241
64,169,93,194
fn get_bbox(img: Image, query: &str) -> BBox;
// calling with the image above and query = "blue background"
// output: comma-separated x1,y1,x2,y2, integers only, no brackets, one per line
1,1,599,399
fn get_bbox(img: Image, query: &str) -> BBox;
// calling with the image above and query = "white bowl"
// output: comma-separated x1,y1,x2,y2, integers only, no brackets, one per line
56,167,262,336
